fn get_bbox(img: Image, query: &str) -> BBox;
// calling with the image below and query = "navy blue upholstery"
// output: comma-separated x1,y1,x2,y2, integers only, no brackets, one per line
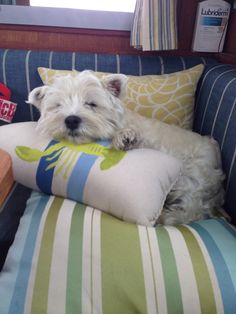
0,49,235,225
0,49,218,123
194,64,236,222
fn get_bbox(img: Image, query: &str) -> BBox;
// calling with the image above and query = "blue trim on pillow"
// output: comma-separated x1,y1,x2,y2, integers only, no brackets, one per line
67,140,110,202
36,140,62,194
67,153,98,202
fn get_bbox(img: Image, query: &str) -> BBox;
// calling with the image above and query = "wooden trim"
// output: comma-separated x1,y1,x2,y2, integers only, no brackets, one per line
0,23,215,58
16,0,29,5
0,149,14,208
224,10,236,54
216,53,236,65
177,0,199,51
0,0,235,64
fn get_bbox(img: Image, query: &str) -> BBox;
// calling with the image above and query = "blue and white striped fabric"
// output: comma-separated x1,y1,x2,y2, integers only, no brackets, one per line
0,191,236,314
194,64,236,223
130,0,178,51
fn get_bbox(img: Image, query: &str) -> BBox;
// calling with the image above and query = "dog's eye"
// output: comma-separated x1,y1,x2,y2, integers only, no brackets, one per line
55,103,62,108
85,102,97,108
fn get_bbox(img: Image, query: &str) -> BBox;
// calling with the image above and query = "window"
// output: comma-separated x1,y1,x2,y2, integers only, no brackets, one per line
1,1,135,31
30,0,136,13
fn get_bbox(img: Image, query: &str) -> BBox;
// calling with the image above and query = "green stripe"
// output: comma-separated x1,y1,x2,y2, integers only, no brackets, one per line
177,225,217,314
31,197,64,313
66,203,86,314
101,214,147,314
156,226,183,314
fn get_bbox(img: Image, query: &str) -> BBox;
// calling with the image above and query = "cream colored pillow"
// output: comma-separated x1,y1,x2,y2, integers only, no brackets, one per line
0,122,182,226
38,64,204,129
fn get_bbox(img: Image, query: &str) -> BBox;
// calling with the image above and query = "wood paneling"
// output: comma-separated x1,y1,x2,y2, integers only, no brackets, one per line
16,0,29,5
177,0,199,51
224,10,236,55
0,149,14,208
0,0,235,64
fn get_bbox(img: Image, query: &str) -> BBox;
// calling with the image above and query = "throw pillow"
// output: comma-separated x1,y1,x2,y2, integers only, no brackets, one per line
0,122,182,226
38,64,204,129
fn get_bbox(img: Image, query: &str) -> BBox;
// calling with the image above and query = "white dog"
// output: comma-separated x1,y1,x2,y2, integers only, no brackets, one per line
28,70,225,225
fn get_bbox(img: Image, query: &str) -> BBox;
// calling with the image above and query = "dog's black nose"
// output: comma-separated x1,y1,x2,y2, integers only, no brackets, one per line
65,115,81,130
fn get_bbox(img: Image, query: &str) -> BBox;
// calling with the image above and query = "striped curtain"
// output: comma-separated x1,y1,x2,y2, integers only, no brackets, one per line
131,0,178,51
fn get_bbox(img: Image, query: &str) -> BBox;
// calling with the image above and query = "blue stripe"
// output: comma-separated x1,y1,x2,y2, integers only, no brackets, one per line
0,192,48,314
67,140,110,202
8,193,50,314
36,140,61,194
190,220,236,313
67,153,98,202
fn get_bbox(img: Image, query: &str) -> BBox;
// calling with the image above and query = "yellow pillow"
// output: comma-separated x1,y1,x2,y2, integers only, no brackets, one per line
38,64,204,129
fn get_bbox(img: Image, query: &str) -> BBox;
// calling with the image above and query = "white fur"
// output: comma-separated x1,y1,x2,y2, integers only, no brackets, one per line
28,70,225,225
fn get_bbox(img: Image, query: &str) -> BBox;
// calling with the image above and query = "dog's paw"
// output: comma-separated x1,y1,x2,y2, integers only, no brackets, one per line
112,128,141,151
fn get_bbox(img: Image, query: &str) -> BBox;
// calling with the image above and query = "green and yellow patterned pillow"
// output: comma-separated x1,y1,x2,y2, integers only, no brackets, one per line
38,64,204,129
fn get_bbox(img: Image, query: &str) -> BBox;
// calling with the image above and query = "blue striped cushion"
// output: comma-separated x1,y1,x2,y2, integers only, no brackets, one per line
0,191,235,313
194,64,236,223
0,49,218,123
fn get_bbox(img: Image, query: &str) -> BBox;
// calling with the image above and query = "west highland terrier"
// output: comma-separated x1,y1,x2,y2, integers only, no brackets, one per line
27,70,225,225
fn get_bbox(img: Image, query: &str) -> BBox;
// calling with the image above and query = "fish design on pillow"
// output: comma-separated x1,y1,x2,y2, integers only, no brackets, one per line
15,140,126,178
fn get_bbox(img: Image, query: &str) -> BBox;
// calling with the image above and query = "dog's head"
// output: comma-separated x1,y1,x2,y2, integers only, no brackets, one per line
27,70,128,143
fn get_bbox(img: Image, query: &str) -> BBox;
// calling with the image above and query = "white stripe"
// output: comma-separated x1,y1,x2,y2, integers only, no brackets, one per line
185,226,224,314
200,69,236,133
49,51,53,69
220,97,236,150
47,199,75,314
25,50,31,94
82,206,94,314
25,50,34,121
138,226,157,314
2,49,9,85
116,54,120,73
166,227,201,314
200,57,207,65
94,53,98,71
72,52,76,70
159,56,164,74
92,210,102,314
210,78,236,136
195,64,226,114
226,149,236,193
24,195,55,314
138,55,142,75
180,57,186,70
0,182,17,213
147,228,168,314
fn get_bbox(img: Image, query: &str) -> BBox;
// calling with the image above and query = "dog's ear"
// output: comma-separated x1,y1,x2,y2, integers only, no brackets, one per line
26,86,49,110
102,74,128,99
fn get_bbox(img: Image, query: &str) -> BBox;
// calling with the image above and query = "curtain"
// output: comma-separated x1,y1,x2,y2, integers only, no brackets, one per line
0,0,16,4
131,0,178,51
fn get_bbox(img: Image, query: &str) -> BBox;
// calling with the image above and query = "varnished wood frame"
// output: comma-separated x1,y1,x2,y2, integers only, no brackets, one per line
1,0,236,64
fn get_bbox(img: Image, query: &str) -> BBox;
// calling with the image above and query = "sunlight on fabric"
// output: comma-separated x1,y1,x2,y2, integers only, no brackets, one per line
30,0,136,12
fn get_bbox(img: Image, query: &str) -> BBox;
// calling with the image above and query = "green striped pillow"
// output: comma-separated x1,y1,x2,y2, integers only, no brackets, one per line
0,191,236,313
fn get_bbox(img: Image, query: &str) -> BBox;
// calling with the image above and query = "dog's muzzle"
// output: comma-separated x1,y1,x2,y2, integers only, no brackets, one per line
65,115,81,132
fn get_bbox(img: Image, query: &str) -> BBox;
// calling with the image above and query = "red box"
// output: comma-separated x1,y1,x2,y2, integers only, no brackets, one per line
0,99,17,123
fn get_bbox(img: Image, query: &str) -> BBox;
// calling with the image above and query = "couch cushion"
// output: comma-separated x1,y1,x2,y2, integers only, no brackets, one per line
0,49,219,125
0,191,235,313
194,64,236,223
